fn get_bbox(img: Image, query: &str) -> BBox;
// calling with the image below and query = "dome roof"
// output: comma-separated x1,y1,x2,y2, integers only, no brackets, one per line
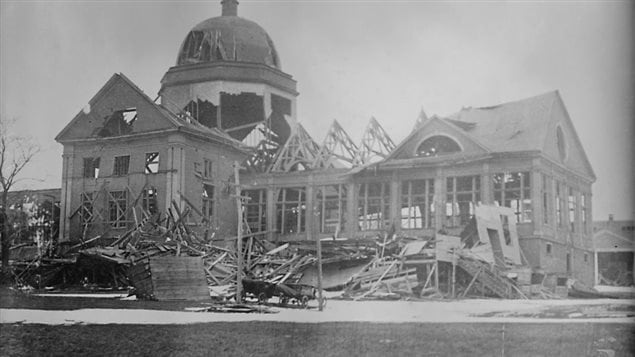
176,3,281,69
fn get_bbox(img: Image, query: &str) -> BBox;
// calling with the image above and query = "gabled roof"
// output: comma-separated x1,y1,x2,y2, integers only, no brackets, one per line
381,91,594,180
446,91,557,153
55,73,248,153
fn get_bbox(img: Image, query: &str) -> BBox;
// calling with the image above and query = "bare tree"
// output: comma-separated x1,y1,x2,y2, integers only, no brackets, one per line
0,117,39,272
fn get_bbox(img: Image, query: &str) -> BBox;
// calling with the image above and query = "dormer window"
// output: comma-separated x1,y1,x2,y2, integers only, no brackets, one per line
416,135,461,157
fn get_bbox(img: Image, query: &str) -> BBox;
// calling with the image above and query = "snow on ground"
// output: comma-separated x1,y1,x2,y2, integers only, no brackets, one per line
1,299,633,325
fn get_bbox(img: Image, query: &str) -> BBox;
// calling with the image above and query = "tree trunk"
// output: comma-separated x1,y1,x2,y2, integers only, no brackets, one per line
1,192,10,271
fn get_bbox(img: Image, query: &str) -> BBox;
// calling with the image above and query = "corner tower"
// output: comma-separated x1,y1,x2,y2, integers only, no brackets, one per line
160,0,297,145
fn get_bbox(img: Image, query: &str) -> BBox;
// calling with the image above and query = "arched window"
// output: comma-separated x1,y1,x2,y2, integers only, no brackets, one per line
416,135,461,157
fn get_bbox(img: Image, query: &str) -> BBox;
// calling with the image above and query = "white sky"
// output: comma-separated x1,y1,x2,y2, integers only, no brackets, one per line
0,0,633,220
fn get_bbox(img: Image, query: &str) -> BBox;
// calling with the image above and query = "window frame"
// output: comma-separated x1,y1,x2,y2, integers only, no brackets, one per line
144,152,160,174
357,182,391,231
316,184,347,234
493,172,532,223
108,190,129,228
113,155,130,176
445,175,480,228
276,187,306,235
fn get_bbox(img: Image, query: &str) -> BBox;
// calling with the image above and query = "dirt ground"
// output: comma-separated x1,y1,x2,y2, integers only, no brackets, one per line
1,287,634,356
1,321,633,356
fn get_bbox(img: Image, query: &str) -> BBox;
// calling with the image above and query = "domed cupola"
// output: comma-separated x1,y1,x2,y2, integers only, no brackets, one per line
176,0,281,69
160,0,297,144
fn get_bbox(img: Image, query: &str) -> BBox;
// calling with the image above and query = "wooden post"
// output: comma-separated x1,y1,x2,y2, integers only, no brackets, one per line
451,249,456,298
434,260,439,292
312,209,324,311
234,162,243,303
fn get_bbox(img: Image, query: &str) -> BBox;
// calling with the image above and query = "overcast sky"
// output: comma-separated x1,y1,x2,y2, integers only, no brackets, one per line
1,0,633,220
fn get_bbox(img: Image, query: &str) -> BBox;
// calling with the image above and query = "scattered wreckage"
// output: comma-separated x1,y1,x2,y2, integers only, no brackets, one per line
8,204,608,305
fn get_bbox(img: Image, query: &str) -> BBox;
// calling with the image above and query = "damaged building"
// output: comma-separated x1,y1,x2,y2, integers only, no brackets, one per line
54,0,596,286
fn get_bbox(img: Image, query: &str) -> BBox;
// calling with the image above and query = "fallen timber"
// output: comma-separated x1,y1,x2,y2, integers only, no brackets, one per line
8,204,608,302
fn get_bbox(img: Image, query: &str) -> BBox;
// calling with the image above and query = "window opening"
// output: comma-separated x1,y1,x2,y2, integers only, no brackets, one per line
244,189,267,233
113,155,130,176
542,174,550,225
276,188,306,234
401,179,435,229
416,136,461,157
568,187,576,232
202,184,215,221
357,182,390,231
142,187,158,215
108,190,128,228
316,185,347,234
446,176,480,227
493,172,531,223
145,152,159,174
83,157,100,178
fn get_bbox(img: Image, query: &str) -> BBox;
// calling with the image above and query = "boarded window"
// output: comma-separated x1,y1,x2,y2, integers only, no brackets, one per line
244,189,267,233
401,179,434,229
108,190,128,228
357,182,390,231
83,157,100,178
145,153,159,174
202,184,215,220
142,187,158,215
316,185,347,234
113,155,130,176
276,188,306,235
493,172,531,223
446,176,480,227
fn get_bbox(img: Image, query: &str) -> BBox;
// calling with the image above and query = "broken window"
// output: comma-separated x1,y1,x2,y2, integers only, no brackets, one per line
113,155,130,176
446,176,480,227
204,159,213,179
568,187,576,232
276,188,306,235
83,157,100,178
80,192,94,228
401,179,434,229
220,92,265,141
416,136,461,157
316,185,347,234
542,174,550,225
183,99,218,128
142,187,158,215
97,108,136,137
202,184,215,221
145,153,159,174
357,182,390,231
556,182,564,228
108,190,128,228
493,172,531,223
244,189,267,233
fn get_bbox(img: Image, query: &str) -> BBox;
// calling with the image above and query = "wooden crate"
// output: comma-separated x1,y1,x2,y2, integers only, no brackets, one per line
130,256,209,301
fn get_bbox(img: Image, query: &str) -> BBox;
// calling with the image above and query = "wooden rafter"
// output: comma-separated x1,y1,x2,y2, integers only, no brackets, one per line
313,120,359,169
412,108,429,132
355,117,396,165
270,123,321,172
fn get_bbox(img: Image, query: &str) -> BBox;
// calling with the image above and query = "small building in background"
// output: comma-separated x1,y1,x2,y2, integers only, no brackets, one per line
593,216,634,287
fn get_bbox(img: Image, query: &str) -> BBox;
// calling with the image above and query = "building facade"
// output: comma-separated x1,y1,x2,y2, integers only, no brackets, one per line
55,1,596,285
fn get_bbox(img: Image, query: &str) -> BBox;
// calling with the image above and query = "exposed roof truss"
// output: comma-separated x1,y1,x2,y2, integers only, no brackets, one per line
313,120,359,169
355,117,396,165
270,124,321,172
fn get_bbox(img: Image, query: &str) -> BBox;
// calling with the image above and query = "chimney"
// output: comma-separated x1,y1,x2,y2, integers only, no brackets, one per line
221,0,239,16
